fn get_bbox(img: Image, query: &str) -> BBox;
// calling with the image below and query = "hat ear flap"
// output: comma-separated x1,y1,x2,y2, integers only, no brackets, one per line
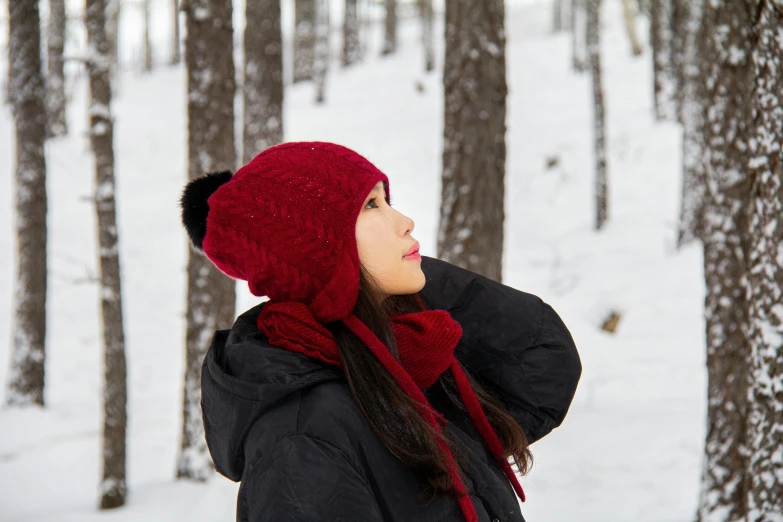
180,170,233,251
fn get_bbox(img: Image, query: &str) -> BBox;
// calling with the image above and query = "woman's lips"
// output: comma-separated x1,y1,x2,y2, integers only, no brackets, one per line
403,241,421,260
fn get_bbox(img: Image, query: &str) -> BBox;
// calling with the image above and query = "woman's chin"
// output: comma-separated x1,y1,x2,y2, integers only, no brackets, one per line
410,268,426,293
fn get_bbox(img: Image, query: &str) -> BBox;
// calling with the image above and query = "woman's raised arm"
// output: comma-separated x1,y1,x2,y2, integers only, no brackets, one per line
419,256,582,444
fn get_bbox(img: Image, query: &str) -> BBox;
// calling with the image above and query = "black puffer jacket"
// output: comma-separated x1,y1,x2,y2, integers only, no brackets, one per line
201,256,582,522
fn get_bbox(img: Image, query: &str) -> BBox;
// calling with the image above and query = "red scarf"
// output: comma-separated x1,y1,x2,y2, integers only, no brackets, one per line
258,301,526,522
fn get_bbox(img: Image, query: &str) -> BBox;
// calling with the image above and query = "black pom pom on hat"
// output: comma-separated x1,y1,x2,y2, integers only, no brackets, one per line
180,170,233,251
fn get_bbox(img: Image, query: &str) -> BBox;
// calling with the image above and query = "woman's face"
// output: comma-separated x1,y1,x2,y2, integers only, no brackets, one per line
356,181,425,299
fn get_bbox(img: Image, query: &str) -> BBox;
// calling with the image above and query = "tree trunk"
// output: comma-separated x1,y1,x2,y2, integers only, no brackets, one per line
744,1,783,518
553,0,563,32
170,0,181,65
650,0,676,120
243,0,283,163
571,0,587,72
676,0,705,248
105,0,120,74
47,0,67,136
421,0,434,72
179,0,237,481
5,0,49,408
313,0,329,103
671,0,688,123
359,0,369,59
620,0,643,56
342,0,360,67
381,0,396,55
439,0,507,282
696,1,755,520
85,0,128,509
294,0,316,83
587,0,607,230
142,0,152,72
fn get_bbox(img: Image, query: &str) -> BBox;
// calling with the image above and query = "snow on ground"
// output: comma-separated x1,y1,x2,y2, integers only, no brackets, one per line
0,0,706,520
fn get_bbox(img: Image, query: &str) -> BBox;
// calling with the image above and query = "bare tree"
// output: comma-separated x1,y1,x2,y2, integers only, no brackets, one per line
553,0,564,31
650,0,676,120
243,0,283,163
671,0,688,122
106,0,120,73
179,0,237,481
359,0,370,59
342,0,360,67
420,0,434,71
47,0,67,136
313,0,329,103
696,1,755,520
676,0,705,247
620,0,642,56
744,1,783,518
294,0,316,83
5,0,49,408
571,0,587,71
439,0,507,282
85,0,128,509
142,0,152,72
381,0,396,55
587,0,607,230
170,0,181,65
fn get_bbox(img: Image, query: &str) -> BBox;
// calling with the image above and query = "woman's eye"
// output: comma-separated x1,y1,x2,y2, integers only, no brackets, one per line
365,197,392,209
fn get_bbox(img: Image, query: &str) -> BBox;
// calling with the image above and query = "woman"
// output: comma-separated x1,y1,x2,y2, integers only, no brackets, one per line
180,142,581,522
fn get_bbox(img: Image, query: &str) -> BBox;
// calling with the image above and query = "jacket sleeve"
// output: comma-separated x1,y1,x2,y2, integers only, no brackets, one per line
419,256,582,444
244,433,384,522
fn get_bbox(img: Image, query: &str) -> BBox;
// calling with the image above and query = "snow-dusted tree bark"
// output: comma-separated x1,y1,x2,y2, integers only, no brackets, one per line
587,0,607,230
242,0,283,163
294,0,316,83
47,0,67,136
170,0,181,65
671,0,688,123
85,0,127,509
650,0,677,120
744,2,783,518
381,0,396,55
106,0,120,73
439,0,507,282
420,0,434,71
179,0,237,481
676,0,705,248
621,0,642,56
342,0,360,67
142,0,152,71
696,1,755,520
5,0,49,408
313,0,329,103
571,0,587,71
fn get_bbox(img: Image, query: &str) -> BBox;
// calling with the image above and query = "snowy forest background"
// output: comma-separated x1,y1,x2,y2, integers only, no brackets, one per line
2,0,783,521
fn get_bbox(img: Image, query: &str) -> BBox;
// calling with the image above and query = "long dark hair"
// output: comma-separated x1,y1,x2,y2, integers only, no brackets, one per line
324,266,533,507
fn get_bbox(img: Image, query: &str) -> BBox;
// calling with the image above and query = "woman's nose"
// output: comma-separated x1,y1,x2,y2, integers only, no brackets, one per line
401,213,414,236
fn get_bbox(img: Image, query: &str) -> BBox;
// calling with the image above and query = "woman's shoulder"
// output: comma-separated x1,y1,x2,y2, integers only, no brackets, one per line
243,379,369,470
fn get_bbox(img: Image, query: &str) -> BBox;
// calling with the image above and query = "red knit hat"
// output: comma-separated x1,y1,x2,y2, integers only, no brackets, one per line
191,141,389,323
